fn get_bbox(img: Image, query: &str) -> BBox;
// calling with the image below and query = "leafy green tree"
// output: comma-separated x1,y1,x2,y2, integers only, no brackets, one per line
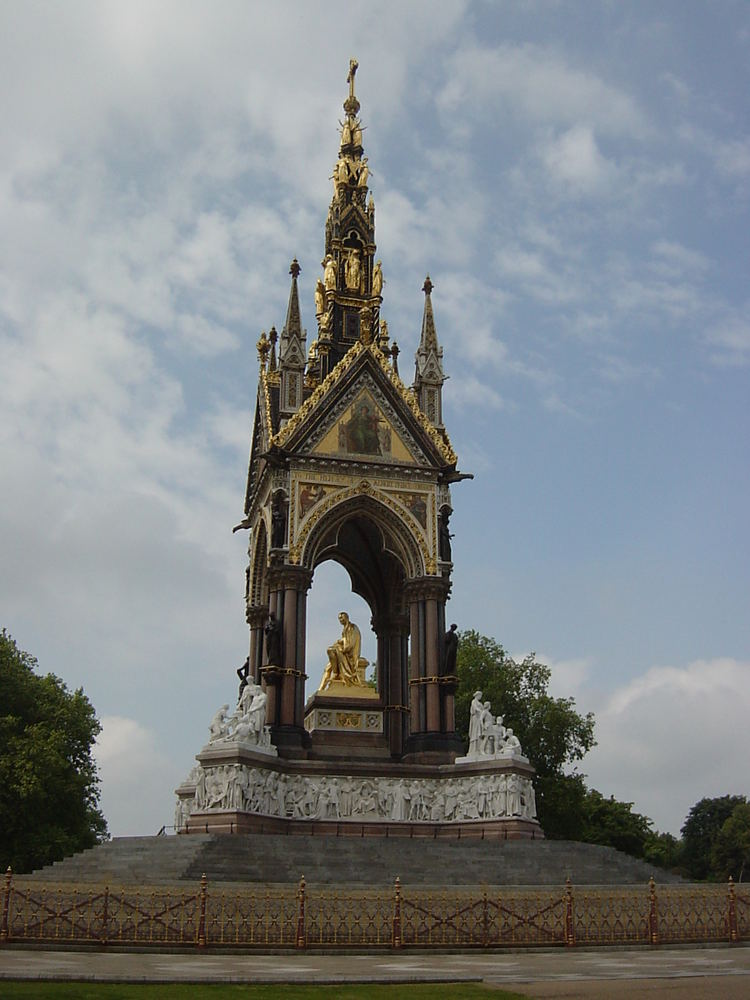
0,630,108,873
643,831,681,871
711,803,750,882
455,630,596,838
581,789,653,857
680,795,747,880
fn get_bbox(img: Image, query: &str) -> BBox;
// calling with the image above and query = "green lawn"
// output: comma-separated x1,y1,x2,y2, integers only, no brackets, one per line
0,984,530,999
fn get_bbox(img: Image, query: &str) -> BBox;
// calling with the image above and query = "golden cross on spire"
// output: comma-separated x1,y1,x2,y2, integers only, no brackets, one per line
344,58,360,117
347,59,358,100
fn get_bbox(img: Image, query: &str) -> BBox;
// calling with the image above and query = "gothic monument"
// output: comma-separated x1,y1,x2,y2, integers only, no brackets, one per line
175,62,541,839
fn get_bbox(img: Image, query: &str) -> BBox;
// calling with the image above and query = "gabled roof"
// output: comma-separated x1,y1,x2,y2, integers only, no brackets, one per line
272,341,457,468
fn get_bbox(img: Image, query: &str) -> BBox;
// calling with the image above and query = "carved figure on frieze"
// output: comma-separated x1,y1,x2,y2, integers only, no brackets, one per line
194,767,207,810
318,611,368,691
264,612,282,666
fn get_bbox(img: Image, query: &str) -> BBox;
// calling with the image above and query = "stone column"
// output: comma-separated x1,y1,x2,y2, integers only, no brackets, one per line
265,564,312,756
403,576,460,761
373,611,409,758
246,604,267,684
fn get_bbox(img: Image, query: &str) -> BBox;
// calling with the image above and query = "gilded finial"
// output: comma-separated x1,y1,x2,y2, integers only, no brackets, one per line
257,331,270,367
344,58,360,117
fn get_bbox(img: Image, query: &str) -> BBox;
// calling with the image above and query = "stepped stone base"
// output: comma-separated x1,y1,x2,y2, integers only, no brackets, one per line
30,834,684,887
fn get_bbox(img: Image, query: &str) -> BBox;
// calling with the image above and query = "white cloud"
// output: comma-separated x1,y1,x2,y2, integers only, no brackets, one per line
704,312,750,367
714,138,750,178
538,654,593,699
438,44,648,138
95,716,178,837
584,658,750,835
541,124,617,195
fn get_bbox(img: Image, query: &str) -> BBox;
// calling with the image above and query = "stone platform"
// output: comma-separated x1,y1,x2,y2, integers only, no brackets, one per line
30,834,685,886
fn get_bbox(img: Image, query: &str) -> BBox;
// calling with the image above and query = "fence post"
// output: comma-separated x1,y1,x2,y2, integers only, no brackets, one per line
565,877,576,947
197,873,208,949
296,875,306,949
648,877,659,946
101,886,109,946
392,876,402,949
728,876,738,944
0,867,12,944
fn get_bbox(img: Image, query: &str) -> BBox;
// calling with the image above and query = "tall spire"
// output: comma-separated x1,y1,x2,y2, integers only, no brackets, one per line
315,60,380,378
413,276,446,429
278,258,306,420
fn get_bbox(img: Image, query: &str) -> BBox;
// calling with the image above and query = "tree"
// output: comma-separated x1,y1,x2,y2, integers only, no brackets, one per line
643,831,681,871
0,630,108,873
455,630,596,838
711,803,750,883
581,789,653,858
680,795,747,881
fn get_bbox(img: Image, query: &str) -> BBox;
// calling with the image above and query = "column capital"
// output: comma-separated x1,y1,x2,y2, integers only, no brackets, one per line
266,564,313,592
403,576,451,603
246,603,268,627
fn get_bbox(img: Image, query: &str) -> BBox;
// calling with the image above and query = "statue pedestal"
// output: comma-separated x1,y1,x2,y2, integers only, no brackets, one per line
303,691,388,759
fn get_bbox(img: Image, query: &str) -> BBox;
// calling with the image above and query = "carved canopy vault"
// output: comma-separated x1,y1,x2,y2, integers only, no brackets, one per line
237,61,470,763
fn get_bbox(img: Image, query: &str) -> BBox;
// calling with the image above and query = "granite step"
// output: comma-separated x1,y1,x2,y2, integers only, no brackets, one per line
28,834,683,887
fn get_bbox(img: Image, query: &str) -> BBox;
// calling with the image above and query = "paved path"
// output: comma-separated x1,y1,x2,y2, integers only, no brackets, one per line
1,945,750,997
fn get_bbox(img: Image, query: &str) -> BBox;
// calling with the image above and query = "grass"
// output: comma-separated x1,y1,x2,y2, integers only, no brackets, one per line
0,984,531,999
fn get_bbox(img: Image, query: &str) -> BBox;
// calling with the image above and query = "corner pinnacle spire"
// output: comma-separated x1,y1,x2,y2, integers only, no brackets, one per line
414,275,445,429
278,259,306,419
281,258,302,345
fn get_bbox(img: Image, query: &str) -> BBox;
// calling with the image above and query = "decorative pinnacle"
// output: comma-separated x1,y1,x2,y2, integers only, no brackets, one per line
423,275,433,296
257,330,269,366
290,258,301,279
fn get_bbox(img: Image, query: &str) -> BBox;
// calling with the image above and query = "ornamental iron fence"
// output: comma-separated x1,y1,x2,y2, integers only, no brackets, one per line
0,867,745,950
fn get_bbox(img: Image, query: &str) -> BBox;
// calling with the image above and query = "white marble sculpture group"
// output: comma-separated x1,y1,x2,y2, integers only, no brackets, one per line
204,685,277,755
176,689,537,831
175,765,537,831
455,690,528,763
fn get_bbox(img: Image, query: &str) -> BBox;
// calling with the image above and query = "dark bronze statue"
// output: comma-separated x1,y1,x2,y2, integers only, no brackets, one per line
236,656,250,701
271,494,287,549
443,623,458,675
439,508,453,562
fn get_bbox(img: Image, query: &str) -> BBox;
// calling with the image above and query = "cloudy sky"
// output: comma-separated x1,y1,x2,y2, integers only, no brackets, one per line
2,1,748,839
